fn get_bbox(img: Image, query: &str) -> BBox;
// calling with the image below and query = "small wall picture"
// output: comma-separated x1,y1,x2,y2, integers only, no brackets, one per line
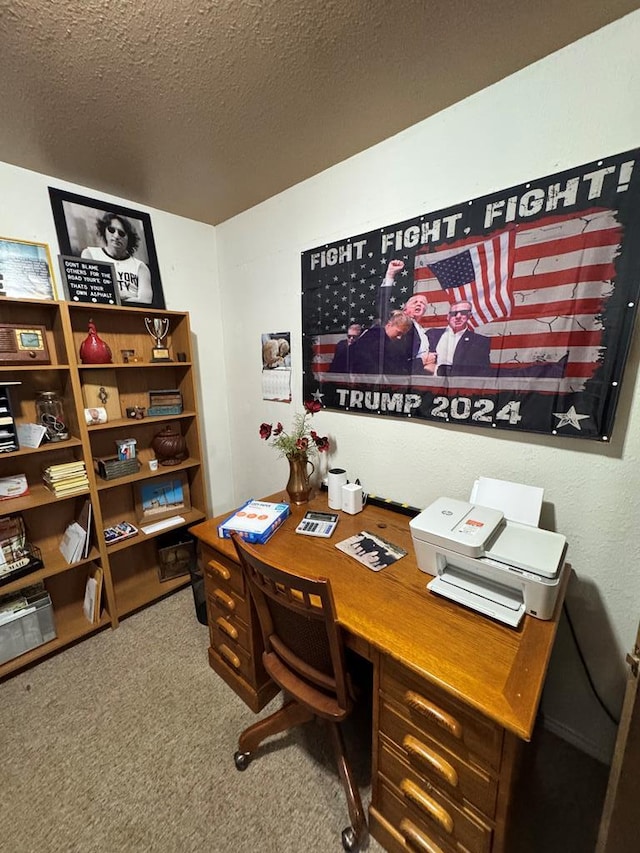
135,472,191,524
48,188,166,309
0,237,57,300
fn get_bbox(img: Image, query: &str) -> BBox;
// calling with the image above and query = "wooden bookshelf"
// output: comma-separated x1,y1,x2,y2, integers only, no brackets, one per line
0,298,208,679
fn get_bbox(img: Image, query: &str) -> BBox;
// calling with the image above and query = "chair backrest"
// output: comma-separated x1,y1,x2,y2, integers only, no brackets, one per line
231,533,351,713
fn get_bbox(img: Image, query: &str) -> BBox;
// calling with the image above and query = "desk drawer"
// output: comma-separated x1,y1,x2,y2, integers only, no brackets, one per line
380,701,497,818
202,549,245,596
207,601,250,652
379,739,492,853
382,658,503,772
212,633,254,681
206,585,249,623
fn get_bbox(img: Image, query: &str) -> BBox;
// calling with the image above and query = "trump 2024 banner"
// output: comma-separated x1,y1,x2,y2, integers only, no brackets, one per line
301,149,640,441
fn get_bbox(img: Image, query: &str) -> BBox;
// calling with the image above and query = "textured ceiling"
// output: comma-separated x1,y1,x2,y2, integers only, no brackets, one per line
1,0,639,225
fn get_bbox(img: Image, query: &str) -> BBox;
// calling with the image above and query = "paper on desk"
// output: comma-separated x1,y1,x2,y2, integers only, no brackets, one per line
470,477,543,527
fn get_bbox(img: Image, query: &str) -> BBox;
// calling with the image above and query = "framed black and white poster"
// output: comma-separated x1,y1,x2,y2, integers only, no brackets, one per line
48,188,166,309
58,256,120,305
302,148,640,442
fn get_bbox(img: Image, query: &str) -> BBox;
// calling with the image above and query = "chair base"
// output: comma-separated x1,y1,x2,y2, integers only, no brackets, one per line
234,698,367,850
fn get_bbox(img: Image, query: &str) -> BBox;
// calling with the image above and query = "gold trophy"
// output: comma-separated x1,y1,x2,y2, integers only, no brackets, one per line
144,317,172,362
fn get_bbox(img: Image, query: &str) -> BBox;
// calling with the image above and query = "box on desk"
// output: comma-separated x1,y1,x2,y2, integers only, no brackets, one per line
218,499,290,544
0,583,56,665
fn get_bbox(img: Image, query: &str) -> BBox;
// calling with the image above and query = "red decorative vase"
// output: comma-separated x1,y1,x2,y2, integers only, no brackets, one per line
151,425,188,466
79,319,112,364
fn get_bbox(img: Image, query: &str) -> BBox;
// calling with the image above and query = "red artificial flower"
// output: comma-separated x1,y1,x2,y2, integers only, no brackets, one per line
273,422,284,436
314,435,330,452
296,437,309,451
303,400,321,414
259,423,272,440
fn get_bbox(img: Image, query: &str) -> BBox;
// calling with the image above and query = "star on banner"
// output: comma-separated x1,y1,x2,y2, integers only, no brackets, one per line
311,388,325,403
553,406,590,430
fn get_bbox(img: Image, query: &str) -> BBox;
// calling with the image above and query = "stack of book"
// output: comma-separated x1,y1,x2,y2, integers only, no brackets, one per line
43,461,89,497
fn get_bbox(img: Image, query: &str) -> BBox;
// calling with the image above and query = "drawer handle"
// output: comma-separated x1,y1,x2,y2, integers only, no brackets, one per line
405,690,462,739
213,589,235,611
400,779,454,835
403,735,458,789
216,617,238,640
219,644,241,670
399,818,446,853
209,561,230,581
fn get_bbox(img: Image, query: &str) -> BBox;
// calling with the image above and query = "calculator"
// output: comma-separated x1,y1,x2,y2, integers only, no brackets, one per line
295,510,339,538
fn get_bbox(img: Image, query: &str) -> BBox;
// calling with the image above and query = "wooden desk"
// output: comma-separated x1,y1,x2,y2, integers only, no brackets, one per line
191,493,567,853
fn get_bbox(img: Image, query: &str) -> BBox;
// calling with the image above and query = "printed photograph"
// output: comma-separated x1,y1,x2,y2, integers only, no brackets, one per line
48,188,166,309
335,530,407,572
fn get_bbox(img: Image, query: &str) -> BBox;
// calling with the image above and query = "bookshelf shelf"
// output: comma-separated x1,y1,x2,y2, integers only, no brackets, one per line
4,437,84,458
105,508,206,554
95,457,200,491
86,411,196,433
0,299,208,678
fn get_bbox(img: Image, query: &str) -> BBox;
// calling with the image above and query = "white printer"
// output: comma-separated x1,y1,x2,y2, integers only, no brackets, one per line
409,479,567,628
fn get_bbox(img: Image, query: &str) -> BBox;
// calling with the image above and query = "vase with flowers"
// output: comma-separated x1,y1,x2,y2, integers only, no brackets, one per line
259,400,330,504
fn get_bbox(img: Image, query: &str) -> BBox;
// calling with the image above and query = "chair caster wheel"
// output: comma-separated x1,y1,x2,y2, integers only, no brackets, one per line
234,750,251,771
341,826,358,851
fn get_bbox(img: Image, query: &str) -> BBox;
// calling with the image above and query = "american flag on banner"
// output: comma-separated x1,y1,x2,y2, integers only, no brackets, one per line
415,228,514,328
411,208,622,385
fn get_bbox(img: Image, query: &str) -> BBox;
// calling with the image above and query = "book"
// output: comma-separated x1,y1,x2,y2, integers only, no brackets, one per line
43,475,89,488
217,499,290,544
78,500,92,559
82,565,103,623
43,463,86,477
44,482,89,497
335,530,407,572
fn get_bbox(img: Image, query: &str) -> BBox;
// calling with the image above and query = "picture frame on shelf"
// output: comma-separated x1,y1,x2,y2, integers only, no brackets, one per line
157,536,195,582
48,187,166,309
135,472,191,524
0,237,57,301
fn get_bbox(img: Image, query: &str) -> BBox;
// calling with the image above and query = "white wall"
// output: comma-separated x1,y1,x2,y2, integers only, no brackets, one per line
216,12,640,762
0,163,234,513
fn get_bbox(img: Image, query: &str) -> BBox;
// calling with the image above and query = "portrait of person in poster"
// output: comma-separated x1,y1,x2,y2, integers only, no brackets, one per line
302,148,640,441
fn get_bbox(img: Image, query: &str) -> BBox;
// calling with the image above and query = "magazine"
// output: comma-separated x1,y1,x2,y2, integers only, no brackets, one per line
335,530,407,572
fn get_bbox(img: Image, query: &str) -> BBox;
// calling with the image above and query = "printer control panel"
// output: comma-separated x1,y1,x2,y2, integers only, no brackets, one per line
454,505,503,543
410,497,505,559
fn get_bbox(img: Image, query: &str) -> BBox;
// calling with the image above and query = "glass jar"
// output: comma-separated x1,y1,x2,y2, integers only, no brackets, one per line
36,391,69,442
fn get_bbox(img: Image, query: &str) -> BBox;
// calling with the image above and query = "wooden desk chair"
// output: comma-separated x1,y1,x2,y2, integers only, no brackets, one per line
231,533,367,851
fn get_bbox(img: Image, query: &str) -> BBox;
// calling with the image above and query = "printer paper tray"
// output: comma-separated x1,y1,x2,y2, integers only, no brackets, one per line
428,569,526,628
